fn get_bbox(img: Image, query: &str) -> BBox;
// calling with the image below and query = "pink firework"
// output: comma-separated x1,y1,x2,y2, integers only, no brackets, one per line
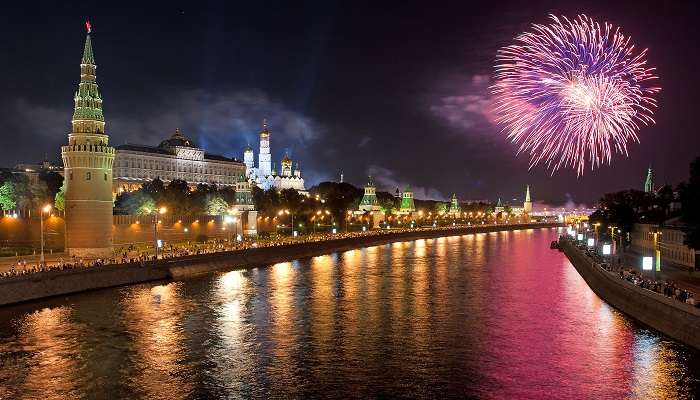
491,14,660,175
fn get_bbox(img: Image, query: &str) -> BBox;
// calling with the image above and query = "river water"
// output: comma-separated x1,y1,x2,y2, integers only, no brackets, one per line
0,227,698,399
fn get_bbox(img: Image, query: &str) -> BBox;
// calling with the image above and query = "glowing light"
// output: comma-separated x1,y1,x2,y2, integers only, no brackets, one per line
602,244,611,255
587,238,594,247
492,14,660,175
642,256,653,271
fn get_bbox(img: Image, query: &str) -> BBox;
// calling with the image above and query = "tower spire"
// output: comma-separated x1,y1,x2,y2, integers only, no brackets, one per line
523,185,533,214
525,185,531,202
82,21,95,65
644,166,654,193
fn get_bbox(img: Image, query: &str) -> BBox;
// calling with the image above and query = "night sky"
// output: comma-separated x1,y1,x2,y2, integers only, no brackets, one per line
2,1,699,206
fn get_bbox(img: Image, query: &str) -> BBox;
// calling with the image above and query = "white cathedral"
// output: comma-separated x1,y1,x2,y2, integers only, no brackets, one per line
244,120,306,193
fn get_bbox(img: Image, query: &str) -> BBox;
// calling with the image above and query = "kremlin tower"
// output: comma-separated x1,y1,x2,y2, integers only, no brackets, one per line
60,22,115,257
523,185,532,214
258,119,272,177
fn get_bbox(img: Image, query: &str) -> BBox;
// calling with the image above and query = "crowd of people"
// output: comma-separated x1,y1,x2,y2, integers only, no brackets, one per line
619,268,697,306
0,221,539,280
566,236,700,309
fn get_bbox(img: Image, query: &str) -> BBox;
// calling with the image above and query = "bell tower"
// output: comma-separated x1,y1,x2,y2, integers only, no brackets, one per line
60,22,115,257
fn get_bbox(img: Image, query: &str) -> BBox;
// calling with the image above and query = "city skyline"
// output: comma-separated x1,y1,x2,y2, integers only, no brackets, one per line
1,1,699,205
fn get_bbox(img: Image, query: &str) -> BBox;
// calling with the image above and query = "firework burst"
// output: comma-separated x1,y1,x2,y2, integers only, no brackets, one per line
491,14,660,175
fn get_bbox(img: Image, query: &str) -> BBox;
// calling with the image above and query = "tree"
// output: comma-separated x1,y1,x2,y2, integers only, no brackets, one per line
434,202,447,213
206,195,229,215
164,179,191,214
123,192,156,215
31,180,50,208
141,178,166,203
54,184,65,212
11,175,32,211
680,157,700,250
0,181,16,211
38,171,63,201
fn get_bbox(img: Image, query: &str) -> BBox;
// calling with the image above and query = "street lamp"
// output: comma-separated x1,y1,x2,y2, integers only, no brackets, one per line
224,211,239,243
148,206,167,260
40,204,52,264
278,209,294,236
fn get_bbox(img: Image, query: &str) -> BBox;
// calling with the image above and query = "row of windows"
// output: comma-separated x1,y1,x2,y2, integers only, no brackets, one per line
114,158,239,176
114,170,237,185
661,247,695,265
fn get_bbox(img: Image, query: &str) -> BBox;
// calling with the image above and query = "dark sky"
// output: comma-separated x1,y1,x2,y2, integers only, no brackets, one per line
1,0,698,207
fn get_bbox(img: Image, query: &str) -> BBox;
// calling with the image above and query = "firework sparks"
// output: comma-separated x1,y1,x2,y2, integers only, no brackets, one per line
491,14,660,175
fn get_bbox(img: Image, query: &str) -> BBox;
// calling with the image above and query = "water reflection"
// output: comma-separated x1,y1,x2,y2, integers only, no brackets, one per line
120,282,194,399
0,228,698,398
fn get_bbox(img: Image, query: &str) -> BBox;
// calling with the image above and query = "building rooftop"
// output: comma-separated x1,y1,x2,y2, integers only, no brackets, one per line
115,143,241,163
158,128,197,149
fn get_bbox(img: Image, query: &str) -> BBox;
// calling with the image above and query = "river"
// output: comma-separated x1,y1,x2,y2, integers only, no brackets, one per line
0,227,698,399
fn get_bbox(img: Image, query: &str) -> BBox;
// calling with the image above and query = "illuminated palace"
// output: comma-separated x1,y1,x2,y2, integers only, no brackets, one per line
243,120,306,192
112,129,246,194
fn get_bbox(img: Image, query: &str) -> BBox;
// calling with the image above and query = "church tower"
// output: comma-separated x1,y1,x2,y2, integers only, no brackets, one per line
243,144,254,177
359,176,380,212
523,185,532,214
399,185,416,213
644,166,654,193
61,22,115,257
258,119,272,177
449,194,460,215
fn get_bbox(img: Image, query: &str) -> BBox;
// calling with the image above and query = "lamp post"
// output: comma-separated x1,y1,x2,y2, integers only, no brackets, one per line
592,222,601,244
652,228,662,277
40,204,51,264
608,225,617,255
149,206,167,260
278,209,293,235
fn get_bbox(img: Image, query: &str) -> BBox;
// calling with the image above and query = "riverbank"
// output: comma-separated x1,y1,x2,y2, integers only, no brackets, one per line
561,240,700,351
0,222,558,306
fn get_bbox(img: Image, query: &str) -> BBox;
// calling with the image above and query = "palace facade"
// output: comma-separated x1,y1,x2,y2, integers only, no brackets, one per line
112,129,245,194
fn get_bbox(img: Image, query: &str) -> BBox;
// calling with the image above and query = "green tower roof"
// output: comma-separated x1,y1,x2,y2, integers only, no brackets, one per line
72,23,104,125
82,32,95,65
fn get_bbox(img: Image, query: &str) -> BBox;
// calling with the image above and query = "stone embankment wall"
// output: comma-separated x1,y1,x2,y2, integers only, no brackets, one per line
0,223,558,307
561,241,700,351
0,263,168,306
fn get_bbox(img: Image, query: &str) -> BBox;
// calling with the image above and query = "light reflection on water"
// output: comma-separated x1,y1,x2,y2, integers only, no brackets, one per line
0,227,698,399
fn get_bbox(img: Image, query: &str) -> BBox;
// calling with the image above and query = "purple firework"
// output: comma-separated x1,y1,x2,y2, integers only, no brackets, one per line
491,14,660,175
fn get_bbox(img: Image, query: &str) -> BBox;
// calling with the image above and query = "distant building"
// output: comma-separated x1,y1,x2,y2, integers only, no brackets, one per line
497,185,532,216
112,129,245,194
448,194,460,216
358,176,381,212
644,166,654,193
244,120,306,193
12,159,63,185
398,186,415,214
494,198,504,214
632,218,697,270
232,173,257,235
